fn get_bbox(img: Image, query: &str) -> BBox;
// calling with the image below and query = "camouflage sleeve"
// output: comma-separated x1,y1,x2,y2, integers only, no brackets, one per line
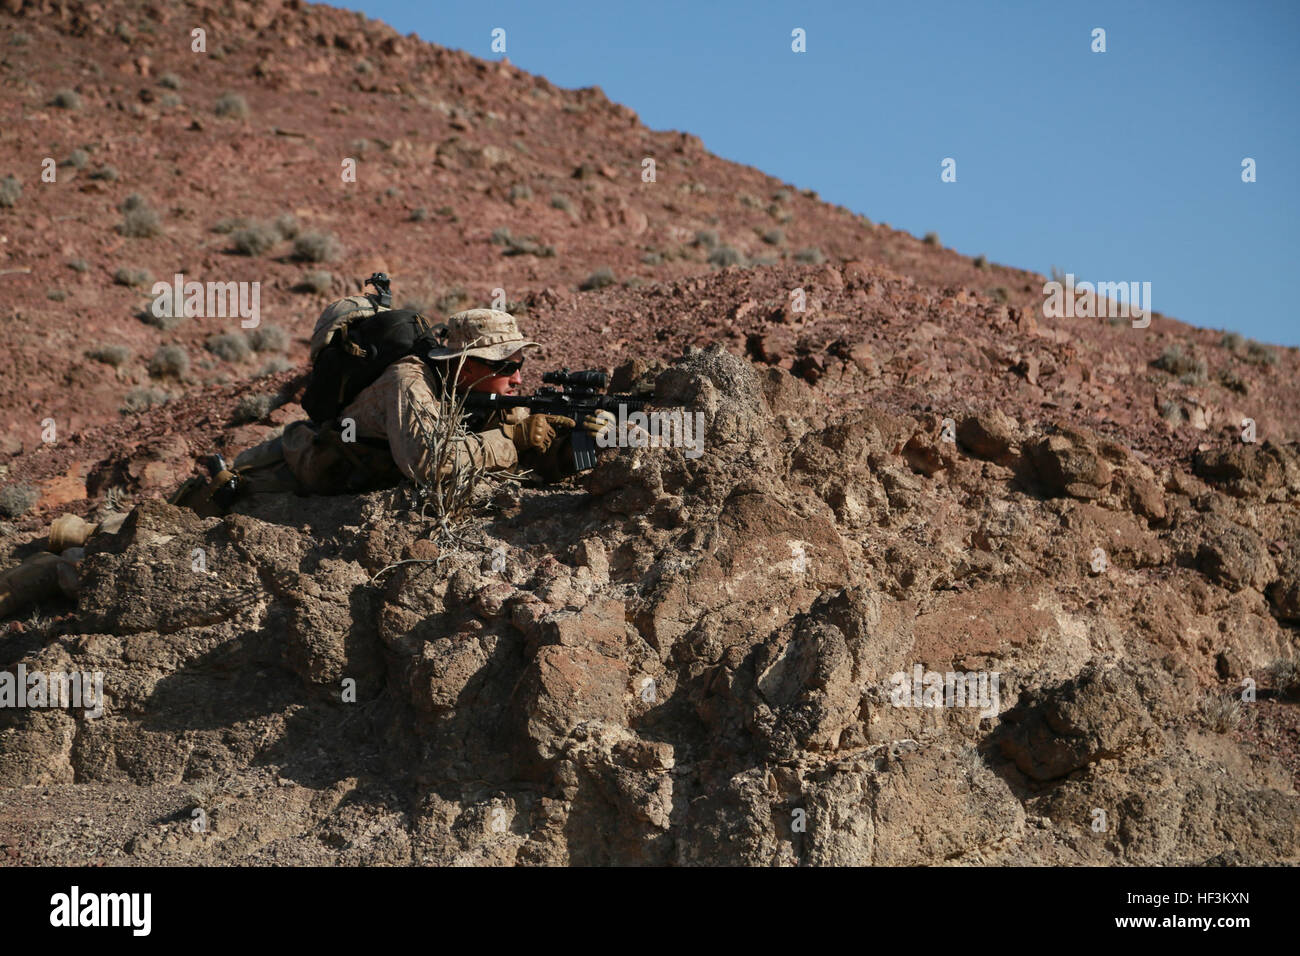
379,358,520,482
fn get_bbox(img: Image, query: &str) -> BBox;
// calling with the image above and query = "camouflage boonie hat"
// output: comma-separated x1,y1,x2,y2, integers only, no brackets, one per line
426,309,540,363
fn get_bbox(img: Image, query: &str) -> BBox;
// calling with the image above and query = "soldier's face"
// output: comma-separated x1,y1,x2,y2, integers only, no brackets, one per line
459,351,525,395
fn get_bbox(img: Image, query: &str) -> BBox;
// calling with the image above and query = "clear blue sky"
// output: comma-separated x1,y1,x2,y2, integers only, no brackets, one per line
339,0,1299,346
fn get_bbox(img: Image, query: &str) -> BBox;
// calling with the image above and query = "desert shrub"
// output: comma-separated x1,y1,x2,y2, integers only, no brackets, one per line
232,221,279,256
772,189,792,202
205,333,250,362
508,183,533,202
114,21,134,42
1244,340,1277,366
273,213,300,240
409,207,428,222
49,88,82,109
708,246,746,267
292,232,340,262
0,176,21,208
46,288,67,301
232,393,280,424
148,344,189,379
88,344,131,367
247,324,287,352
158,73,182,90
1153,343,1206,383
738,193,763,209
579,267,616,291
88,165,119,181
211,217,245,234
68,258,89,273
118,199,162,238
113,266,151,287
296,270,333,294
503,234,554,257
120,386,170,414
549,194,574,213
794,246,825,264
258,357,294,376
214,92,249,119
0,483,39,518
989,286,1009,303
1159,400,1186,425
384,186,400,199
490,226,513,245
1217,368,1248,394
922,232,941,246
1200,695,1241,733
693,229,719,249
1219,331,1244,352
1268,657,1300,696
138,303,183,331
762,228,784,246
159,92,183,109
973,254,988,269
641,250,663,265
354,59,374,75
62,148,90,169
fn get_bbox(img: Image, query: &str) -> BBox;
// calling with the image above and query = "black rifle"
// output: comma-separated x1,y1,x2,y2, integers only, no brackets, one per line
463,369,669,473
364,272,392,308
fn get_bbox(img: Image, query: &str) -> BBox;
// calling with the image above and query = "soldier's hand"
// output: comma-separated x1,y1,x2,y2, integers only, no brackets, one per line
513,414,575,454
582,410,617,440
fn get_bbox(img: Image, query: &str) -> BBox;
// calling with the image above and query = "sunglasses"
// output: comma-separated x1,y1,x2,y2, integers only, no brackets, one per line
482,357,524,375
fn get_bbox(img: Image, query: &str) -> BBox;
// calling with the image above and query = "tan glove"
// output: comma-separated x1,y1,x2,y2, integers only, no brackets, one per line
582,410,617,441
509,414,575,454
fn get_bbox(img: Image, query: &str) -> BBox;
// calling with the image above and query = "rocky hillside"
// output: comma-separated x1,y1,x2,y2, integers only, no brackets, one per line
0,0,1298,865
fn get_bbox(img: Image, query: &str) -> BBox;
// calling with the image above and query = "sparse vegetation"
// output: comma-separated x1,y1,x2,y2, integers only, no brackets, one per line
989,286,1009,303
158,73,182,90
973,254,988,269
0,175,21,208
258,357,294,377
0,483,40,518
1153,343,1207,384
1269,656,1300,696
247,324,287,353
160,92,183,109
49,88,82,110
579,267,616,291
793,247,825,265
708,246,746,268
211,217,245,234
762,228,785,246
922,232,941,246
68,258,89,273
205,332,250,362
148,344,189,379
214,92,249,119
46,288,68,301
1217,368,1248,394
113,267,152,287
87,344,131,367
1244,340,1278,366
138,303,183,331
490,226,554,257
693,229,720,249
550,194,574,214
292,232,341,263
508,183,533,202
232,393,280,424
88,165,119,182
231,221,279,256
272,213,299,240
62,148,90,169
1219,331,1244,352
409,207,428,222
118,196,162,238
1200,695,1241,733
640,250,663,266
1159,400,1186,426
296,270,333,294
434,288,467,314
121,386,170,414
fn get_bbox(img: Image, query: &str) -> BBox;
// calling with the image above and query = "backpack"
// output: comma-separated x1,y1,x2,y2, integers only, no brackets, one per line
301,306,443,423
